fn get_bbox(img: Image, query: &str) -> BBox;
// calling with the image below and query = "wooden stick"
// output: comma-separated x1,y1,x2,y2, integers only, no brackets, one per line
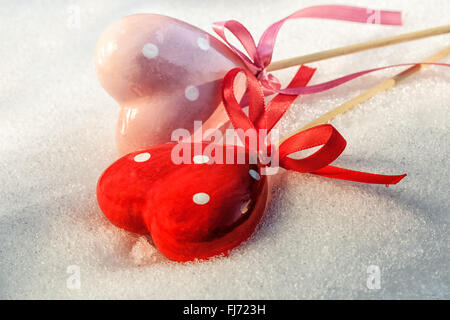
267,24,450,72
279,45,450,143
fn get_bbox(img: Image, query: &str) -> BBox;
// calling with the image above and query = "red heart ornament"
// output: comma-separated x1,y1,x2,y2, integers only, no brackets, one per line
97,143,268,262
94,14,245,155
96,67,406,263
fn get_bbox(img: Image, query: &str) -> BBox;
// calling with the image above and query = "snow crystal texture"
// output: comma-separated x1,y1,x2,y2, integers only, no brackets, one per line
0,0,449,299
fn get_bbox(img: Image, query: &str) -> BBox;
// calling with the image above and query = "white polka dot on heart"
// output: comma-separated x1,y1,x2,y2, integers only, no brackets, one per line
133,152,151,162
249,169,261,180
142,43,159,59
197,37,210,50
193,155,209,164
193,193,210,205
185,85,199,101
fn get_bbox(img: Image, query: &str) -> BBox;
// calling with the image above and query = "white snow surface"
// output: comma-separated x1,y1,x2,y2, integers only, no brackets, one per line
0,0,449,299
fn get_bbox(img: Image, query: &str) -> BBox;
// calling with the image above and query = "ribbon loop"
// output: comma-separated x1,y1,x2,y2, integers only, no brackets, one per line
221,68,265,133
212,20,261,74
278,124,346,173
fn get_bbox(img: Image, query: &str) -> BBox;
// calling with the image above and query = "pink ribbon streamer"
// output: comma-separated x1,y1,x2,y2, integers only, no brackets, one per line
213,4,449,95
278,62,450,95
213,5,401,74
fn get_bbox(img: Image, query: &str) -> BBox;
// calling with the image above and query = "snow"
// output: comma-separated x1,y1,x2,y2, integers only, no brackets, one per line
0,0,449,299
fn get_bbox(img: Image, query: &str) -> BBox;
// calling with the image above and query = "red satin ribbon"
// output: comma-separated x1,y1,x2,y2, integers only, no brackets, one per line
221,68,407,185
213,5,449,95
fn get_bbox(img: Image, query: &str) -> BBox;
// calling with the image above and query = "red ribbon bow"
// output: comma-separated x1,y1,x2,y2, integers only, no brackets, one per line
221,67,407,185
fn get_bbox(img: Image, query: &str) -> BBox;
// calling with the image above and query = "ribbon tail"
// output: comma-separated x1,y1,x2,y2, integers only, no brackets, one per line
311,165,407,185
256,65,316,130
273,62,450,95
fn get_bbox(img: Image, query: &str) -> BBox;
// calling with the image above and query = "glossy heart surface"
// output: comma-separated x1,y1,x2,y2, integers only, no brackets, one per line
97,143,268,261
94,14,245,155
